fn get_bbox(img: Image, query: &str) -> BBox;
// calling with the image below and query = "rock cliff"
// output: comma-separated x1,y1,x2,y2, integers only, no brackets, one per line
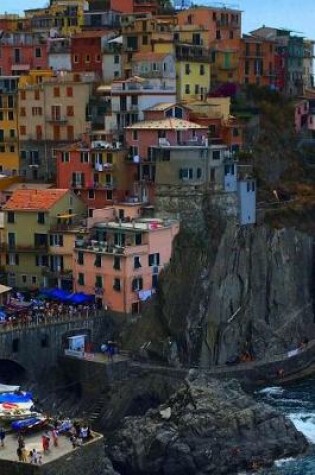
108,374,308,475
123,204,315,366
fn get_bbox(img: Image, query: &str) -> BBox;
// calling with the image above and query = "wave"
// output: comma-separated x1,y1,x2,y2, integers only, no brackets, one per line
274,457,296,467
257,386,285,397
288,412,315,443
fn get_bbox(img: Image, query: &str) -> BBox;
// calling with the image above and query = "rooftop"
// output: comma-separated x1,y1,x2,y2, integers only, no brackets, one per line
4,183,53,193
132,52,171,61
144,102,177,111
126,117,206,130
3,189,69,211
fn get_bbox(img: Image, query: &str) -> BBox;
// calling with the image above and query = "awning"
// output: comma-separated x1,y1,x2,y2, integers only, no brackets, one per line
57,213,77,219
0,284,12,294
11,64,30,71
97,85,112,92
108,35,123,44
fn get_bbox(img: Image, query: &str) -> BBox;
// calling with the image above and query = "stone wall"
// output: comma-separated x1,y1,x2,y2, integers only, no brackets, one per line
0,314,114,379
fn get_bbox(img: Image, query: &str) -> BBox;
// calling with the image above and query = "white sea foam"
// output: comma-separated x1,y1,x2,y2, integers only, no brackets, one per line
274,457,296,467
257,386,285,397
288,412,315,443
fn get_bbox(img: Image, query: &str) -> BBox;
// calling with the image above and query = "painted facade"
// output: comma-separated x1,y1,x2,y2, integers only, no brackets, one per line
73,203,179,314
2,188,86,289
0,77,20,174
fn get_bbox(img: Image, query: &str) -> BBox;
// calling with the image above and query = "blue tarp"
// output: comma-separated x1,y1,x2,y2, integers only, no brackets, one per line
65,293,94,305
0,392,33,404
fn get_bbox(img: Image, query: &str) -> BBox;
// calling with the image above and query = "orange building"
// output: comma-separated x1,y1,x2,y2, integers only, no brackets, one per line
73,203,179,314
176,6,242,86
239,35,278,87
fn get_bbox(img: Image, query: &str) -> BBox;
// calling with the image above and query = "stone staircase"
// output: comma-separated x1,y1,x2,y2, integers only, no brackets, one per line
87,394,108,430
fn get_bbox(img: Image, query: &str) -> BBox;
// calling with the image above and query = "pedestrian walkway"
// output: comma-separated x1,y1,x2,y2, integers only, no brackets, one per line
0,429,101,465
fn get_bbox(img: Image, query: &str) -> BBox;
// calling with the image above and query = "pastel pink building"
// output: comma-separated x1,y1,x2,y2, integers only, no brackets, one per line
73,203,179,314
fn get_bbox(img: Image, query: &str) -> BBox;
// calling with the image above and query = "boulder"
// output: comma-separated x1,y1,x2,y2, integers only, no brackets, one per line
108,375,308,474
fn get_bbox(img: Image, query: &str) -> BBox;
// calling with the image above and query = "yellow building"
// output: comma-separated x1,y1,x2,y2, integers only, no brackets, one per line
25,0,86,35
0,76,20,174
176,60,211,102
3,188,86,290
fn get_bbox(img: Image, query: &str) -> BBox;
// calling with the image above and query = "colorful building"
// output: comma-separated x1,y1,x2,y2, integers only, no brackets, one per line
18,70,94,181
0,76,20,174
176,6,242,86
71,31,106,79
73,203,179,314
239,35,278,88
0,31,49,76
56,139,129,213
2,188,86,290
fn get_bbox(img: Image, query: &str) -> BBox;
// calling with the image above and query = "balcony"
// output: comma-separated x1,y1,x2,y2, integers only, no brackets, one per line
46,116,68,124
75,239,148,256
41,267,73,279
216,19,240,29
1,243,48,252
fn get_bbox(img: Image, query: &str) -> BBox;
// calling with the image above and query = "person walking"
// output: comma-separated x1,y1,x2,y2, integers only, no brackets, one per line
51,428,58,447
0,426,5,447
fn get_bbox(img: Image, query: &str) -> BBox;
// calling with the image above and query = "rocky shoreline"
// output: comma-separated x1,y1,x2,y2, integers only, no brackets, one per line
105,373,308,475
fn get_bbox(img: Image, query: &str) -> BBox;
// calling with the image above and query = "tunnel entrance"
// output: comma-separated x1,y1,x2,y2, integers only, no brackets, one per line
0,360,27,385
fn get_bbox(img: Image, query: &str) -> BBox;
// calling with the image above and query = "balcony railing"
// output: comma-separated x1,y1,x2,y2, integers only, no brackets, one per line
1,243,48,252
75,240,148,256
46,116,68,123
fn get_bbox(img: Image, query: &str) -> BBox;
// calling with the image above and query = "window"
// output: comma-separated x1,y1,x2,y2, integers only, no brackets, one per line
106,153,113,164
152,62,158,71
88,189,95,199
148,253,160,266
132,130,138,141
37,212,45,225
35,47,41,58
34,90,40,100
95,275,103,288
77,251,84,265
229,31,234,39
49,234,63,247
22,275,27,284
106,190,113,200
32,107,42,116
216,30,221,40
7,253,19,266
195,84,199,95
200,64,205,75
53,126,60,141
185,64,190,75
66,87,73,97
61,152,70,163
36,125,42,140
113,278,121,291
20,126,26,136
197,168,202,179
53,87,60,97
85,54,90,63
113,255,120,270
8,111,14,121
142,35,148,45
73,54,79,63
20,90,26,101
31,276,37,285
78,273,85,285
94,255,102,268
67,106,74,116
67,126,74,141
134,256,142,269
95,54,101,62
179,168,193,180
114,55,120,64
7,211,15,223
185,84,190,94
80,152,89,163
132,277,143,291
135,233,142,245
212,150,221,160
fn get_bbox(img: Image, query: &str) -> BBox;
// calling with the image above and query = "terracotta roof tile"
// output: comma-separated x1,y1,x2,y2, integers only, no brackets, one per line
132,52,170,62
3,189,69,211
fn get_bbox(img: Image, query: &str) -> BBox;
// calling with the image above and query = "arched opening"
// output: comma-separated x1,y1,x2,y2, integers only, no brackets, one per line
0,360,27,385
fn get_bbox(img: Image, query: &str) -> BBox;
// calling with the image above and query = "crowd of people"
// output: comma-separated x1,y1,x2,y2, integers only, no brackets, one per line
0,294,98,330
14,417,93,464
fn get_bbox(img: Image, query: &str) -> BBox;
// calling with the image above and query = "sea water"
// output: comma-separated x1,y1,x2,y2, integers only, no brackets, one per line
254,377,315,474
